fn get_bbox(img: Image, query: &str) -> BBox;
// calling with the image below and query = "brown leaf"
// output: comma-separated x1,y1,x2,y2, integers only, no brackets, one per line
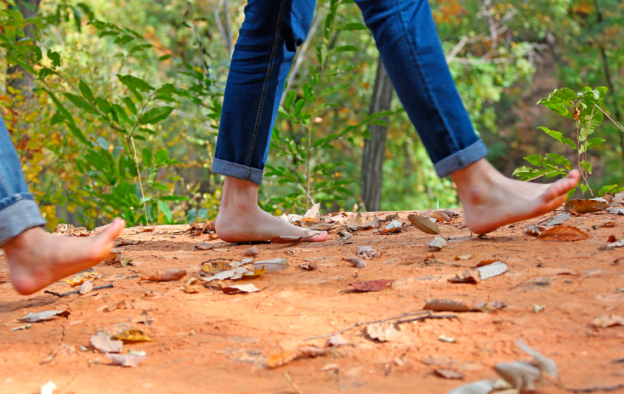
298,262,317,270
192,242,214,251
115,239,140,247
104,300,127,312
79,281,93,295
267,346,326,368
357,245,381,259
365,323,400,342
307,223,334,231
442,209,460,217
537,225,590,242
359,216,380,230
544,212,573,226
139,227,156,233
525,224,545,236
435,369,464,379
90,332,123,353
343,257,366,268
408,214,440,235
350,279,393,292
141,269,186,282
565,198,609,214
270,235,302,244
608,235,618,243
346,212,363,231
611,192,624,206
107,353,146,367
19,310,70,323
592,315,624,328
220,284,260,294
427,211,451,222
448,269,481,284
112,328,153,343
104,250,122,265
380,220,402,234
424,299,474,312
454,254,473,261
476,259,498,267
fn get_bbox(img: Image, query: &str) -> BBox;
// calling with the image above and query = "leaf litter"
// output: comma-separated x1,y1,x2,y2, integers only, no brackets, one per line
219,284,260,294
350,279,393,292
429,237,447,250
537,225,590,241
107,353,146,367
112,328,153,343
380,219,402,234
140,269,186,282
343,257,366,268
90,332,123,353
408,213,440,234
19,310,70,323
565,198,609,214
356,245,381,259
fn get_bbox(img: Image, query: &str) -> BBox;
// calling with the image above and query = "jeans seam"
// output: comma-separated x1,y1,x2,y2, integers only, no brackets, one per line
244,0,287,179
394,0,460,152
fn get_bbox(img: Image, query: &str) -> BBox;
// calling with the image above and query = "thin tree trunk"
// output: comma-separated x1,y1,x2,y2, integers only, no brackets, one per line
7,0,41,97
361,57,394,212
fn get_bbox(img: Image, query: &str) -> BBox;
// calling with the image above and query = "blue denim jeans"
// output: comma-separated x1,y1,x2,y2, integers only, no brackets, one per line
213,0,488,185
0,116,46,246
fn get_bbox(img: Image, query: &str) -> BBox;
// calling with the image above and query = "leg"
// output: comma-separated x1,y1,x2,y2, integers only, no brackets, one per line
355,0,578,233
212,0,327,243
0,117,124,295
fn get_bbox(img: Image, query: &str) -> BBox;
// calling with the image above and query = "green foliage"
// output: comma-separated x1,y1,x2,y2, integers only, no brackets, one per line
513,86,623,197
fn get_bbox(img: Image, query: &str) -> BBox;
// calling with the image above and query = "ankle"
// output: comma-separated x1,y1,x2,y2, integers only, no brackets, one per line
4,226,45,254
220,177,260,210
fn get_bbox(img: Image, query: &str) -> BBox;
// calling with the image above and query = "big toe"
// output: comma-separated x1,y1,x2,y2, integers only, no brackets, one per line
303,231,328,242
544,171,580,201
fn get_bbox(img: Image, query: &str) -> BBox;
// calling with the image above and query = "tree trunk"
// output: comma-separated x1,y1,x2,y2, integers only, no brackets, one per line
361,57,394,212
6,0,41,97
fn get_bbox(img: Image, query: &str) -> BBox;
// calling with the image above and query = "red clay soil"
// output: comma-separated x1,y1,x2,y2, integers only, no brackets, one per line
1,209,623,394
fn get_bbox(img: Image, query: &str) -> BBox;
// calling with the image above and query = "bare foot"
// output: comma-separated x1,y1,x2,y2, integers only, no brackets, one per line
6,218,125,295
451,159,580,234
215,177,328,243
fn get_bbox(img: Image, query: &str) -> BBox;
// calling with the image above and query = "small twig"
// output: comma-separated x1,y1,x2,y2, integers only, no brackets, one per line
301,311,456,341
284,372,304,394
297,183,316,206
563,383,624,393
595,104,624,133
130,136,149,225
44,283,114,298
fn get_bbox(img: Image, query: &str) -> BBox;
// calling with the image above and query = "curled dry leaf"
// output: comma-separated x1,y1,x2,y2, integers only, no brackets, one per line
565,198,609,214
220,284,260,294
454,254,473,261
270,235,302,244
201,259,232,275
243,246,259,256
19,310,70,323
424,299,505,313
104,249,122,265
608,235,618,243
360,216,380,230
192,242,214,251
607,208,624,215
544,212,573,226
350,279,393,292
107,353,146,367
141,269,186,282
308,223,334,231
526,224,545,237
267,346,326,368
435,369,464,380
494,361,543,391
592,315,624,328
184,277,200,294
517,338,558,378
442,209,460,218
298,262,317,270
113,328,153,343
448,269,481,284
325,334,348,348
476,259,498,267
65,271,97,287
610,192,624,206
346,212,363,231
366,323,400,342
254,258,288,272
427,211,451,222
477,262,508,280
303,203,321,219
438,335,455,343
408,214,440,235
445,380,494,394
537,225,590,242
429,237,447,250
381,219,402,234
343,257,366,269
90,332,123,353
357,245,381,259
79,280,93,295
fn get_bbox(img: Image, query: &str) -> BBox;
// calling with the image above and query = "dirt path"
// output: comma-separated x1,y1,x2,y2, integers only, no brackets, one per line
1,209,623,394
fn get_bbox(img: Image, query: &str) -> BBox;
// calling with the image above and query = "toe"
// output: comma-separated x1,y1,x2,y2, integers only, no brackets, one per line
303,231,328,242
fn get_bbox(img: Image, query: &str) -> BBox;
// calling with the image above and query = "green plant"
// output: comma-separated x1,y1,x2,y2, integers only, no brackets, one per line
266,0,392,213
513,86,624,197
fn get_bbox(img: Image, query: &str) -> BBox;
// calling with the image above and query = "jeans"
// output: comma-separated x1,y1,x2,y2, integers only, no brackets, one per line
213,0,488,185
0,116,46,246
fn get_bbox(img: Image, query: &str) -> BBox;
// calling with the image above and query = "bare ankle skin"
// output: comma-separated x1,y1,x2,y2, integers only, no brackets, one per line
450,159,580,234
5,218,125,295
215,177,327,243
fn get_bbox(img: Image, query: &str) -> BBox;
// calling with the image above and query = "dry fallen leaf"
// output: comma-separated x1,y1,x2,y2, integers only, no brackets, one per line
325,334,348,348
112,328,153,343
104,250,122,265
201,259,232,275
537,225,590,242
360,216,380,230
254,258,288,272
494,361,543,391
104,300,127,312
141,269,186,282
343,257,366,269
408,213,440,235
446,380,495,394
350,279,393,292
526,224,545,236
115,239,140,247
298,262,317,270
611,192,624,206
357,245,381,259
267,346,326,368
429,237,447,250
308,223,334,231
65,271,97,287
592,314,624,328
517,339,558,378
544,212,573,226
438,334,455,343
565,198,609,214
607,208,624,215
477,262,508,280
192,242,214,251
303,203,321,219
90,332,123,353
79,281,93,295
454,254,473,261
107,353,146,367
365,323,400,342
381,219,403,234
346,212,363,231
220,284,260,294
476,258,498,267
435,369,464,379
243,246,259,256
270,235,302,244
448,269,481,284
19,310,70,323
424,299,474,312
427,211,451,222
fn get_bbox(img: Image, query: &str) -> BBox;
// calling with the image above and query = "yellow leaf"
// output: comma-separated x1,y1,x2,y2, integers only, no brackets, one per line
112,329,153,343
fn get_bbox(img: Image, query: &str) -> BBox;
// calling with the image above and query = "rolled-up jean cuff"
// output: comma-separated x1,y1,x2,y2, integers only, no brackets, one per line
0,198,47,247
212,158,264,185
434,140,489,178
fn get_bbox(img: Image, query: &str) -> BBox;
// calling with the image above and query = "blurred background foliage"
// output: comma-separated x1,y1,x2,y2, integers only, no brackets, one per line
1,0,623,229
